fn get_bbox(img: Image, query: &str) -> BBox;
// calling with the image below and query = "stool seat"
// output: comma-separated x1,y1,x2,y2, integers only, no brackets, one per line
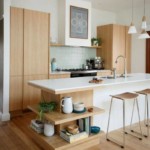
136,89,150,95
111,92,139,100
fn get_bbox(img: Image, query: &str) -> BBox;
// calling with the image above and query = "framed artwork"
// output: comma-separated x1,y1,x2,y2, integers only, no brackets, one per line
70,6,88,39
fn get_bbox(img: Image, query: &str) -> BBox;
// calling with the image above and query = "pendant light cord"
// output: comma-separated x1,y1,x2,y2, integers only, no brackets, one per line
132,0,133,22
144,0,145,16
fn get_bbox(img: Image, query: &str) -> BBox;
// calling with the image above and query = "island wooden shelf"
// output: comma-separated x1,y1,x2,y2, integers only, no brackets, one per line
49,43,102,49
29,126,104,150
28,105,105,125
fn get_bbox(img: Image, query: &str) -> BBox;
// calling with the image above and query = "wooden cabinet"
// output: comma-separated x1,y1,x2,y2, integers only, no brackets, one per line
10,7,24,76
9,76,23,111
10,7,50,111
97,24,131,74
97,70,112,77
24,9,49,76
49,73,70,79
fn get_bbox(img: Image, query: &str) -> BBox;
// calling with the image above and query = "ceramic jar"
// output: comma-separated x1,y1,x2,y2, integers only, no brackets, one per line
61,97,73,114
44,123,54,136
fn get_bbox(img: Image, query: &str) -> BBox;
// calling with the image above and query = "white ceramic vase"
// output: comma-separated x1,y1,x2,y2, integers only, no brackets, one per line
44,123,54,137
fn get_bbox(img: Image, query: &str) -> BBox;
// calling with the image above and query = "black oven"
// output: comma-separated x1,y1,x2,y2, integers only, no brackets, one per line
71,72,97,78
61,68,97,78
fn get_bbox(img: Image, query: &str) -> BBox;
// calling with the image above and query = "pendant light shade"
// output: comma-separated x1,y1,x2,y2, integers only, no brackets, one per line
138,29,150,39
128,0,137,34
128,22,137,34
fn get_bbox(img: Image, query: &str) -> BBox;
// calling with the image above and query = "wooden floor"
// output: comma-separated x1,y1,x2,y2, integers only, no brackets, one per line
0,113,150,150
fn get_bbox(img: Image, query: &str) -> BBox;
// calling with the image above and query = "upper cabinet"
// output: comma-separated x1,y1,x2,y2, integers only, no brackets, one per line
24,9,50,76
97,24,131,74
10,7,50,111
10,7,24,76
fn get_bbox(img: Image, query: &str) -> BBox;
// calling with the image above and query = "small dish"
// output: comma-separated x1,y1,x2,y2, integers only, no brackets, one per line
73,107,86,113
91,126,100,134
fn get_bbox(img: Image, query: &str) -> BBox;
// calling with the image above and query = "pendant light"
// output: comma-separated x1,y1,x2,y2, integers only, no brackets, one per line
138,29,150,39
128,0,137,34
138,0,150,39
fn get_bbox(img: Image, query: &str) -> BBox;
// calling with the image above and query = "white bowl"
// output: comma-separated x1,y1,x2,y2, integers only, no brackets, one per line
73,102,84,111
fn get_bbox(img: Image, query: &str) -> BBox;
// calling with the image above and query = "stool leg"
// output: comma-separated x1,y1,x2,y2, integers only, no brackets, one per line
123,100,125,148
130,99,136,131
136,98,143,140
144,96,147,126
106,98,113,140
145,95,149,137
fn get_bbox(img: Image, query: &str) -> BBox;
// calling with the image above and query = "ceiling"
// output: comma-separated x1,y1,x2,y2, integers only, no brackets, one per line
85,0,150,13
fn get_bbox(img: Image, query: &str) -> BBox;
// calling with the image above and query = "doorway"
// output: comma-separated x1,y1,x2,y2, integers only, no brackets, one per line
146,31,150,73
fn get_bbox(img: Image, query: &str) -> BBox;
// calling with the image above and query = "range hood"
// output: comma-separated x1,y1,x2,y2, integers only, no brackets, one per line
58,0,91,46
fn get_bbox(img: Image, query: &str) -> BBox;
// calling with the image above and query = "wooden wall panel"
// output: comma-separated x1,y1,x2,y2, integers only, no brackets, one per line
10,7,23,76
24,9,49,76
97,25,113,70
9,76,23,111
97,24,131,74
23,75,48,109
112,24,126,74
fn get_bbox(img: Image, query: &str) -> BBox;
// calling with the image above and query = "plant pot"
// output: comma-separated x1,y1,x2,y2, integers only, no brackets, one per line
44,123,54,136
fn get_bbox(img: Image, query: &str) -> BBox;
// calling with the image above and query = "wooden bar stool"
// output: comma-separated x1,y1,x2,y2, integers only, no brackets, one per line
106,92,143,148
136,88,150,137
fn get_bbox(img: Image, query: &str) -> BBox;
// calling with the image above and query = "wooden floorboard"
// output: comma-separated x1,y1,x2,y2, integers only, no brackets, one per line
0,113,150,150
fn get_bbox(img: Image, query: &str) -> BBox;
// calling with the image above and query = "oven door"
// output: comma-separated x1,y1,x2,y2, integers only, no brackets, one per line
71,72,97,78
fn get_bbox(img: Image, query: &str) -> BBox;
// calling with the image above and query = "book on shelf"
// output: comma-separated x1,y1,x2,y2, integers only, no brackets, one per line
77,117,91,134
60,130,88,143
30,119,44,134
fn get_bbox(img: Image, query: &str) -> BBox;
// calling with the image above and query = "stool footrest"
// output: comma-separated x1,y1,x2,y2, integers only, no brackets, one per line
106,137,124,148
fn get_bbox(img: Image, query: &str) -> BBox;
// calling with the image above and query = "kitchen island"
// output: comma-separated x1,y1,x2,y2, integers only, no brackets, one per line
28,73,150,150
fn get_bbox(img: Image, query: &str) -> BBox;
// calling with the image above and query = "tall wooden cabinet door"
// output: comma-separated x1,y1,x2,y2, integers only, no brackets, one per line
23,75,48,109
24,9,50,76
10,76,23,111
125,26,131,73
97,25,113,70
10,7,23,76
112,25,126,74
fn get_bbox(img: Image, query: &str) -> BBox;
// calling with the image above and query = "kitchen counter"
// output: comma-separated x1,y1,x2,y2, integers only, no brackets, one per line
29,73,150,94
28,73,150,132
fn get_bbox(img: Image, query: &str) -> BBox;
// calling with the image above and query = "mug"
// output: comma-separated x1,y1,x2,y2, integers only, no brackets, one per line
61,97,73,114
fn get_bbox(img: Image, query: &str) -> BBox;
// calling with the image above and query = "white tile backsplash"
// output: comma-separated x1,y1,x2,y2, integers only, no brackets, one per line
50,47,96,69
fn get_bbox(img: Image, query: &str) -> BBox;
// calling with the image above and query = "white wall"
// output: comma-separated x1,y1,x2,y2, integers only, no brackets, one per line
116,5,150,73
91,8,116,37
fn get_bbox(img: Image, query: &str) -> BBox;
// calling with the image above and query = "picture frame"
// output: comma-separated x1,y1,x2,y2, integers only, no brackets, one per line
70,6,88,39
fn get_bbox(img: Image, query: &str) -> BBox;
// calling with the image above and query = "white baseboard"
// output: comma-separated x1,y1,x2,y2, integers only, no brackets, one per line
0,112,10,121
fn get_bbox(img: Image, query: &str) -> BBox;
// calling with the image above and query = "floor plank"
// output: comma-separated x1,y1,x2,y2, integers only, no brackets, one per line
0,113,150,150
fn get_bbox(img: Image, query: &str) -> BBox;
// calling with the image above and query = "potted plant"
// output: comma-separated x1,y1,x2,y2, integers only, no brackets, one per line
91,37,102,46
38,95,57,120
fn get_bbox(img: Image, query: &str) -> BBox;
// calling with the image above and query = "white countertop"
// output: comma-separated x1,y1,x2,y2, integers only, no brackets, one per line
28,73,150,94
